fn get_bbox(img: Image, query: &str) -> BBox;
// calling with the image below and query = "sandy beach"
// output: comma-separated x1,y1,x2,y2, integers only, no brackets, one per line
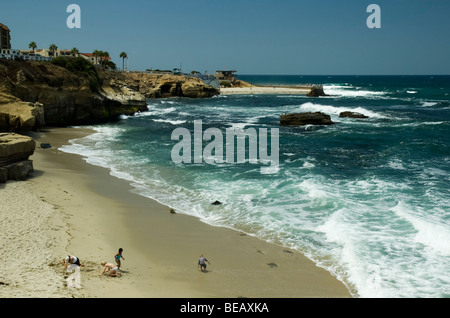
220,86,312,95
0,127,352,298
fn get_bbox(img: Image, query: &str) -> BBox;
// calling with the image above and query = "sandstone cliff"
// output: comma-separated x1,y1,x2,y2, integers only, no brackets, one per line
0,59,219,132
0,133,35,183
106,71,220,99
0,59,148,129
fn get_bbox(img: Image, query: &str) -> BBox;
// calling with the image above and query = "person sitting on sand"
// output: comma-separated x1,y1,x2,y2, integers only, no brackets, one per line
198,254,210,272
115,248,125,269
63,255,82,269
100,261,121,277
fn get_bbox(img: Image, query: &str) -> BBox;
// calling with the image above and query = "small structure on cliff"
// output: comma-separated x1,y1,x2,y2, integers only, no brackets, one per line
214,70,237,82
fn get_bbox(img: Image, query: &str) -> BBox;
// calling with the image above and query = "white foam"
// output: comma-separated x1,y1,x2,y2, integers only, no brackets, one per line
387,159,406,170
152,119,187,125
297,102,387,119
323,84,387,98
392,201,450,256
421,102,438,107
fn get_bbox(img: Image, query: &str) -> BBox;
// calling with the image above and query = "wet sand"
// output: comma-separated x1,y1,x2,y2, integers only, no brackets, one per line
0,127,352,298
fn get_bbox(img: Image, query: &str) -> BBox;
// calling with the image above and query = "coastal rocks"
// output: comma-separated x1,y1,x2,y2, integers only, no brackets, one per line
0,99,45,132
0,133,36,183
104,72,220,99
339,111,369,119
307,87,328,97
280,112,335,126
0,59,148,127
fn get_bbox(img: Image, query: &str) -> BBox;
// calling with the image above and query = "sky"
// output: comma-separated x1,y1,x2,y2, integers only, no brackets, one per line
1,0,449,75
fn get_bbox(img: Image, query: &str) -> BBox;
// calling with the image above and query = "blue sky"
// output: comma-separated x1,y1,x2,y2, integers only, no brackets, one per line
1,0,449,75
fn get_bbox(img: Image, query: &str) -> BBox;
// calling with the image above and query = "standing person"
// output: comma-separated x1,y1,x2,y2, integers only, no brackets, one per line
198,254,210,272
115,248,125,269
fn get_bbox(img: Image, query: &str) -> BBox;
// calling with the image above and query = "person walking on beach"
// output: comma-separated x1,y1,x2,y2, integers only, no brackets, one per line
198,254,210,272
100,261,121,277
115,248,125,269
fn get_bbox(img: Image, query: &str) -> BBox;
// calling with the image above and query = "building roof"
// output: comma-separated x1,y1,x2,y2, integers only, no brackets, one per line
79,53,111,60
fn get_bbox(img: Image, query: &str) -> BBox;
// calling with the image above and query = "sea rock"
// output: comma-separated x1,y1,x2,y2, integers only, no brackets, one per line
307,87,328,97
211,200,222,205
339,111,369,119
0,133,36,182
280,112,335,126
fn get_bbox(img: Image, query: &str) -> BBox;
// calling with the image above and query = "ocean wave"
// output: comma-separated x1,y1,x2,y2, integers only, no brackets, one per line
152,119,187,125
297,102,388,119
323,84,387,98
392,201,450,256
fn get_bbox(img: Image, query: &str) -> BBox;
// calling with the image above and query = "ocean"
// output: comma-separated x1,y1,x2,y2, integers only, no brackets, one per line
60,75,450,298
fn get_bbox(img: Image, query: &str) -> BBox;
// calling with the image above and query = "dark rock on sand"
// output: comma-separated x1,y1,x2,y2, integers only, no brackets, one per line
40,143,52,149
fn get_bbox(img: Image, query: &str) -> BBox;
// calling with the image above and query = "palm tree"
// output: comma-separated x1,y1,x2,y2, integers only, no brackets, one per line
28,41,37,53
101,51,110,69
49,44,58,57
93,50,100,64
71,47,79,57
119,52,128,71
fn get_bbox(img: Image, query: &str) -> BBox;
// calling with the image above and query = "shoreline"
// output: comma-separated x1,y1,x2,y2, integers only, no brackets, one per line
220,86,312,95
1,127,353,298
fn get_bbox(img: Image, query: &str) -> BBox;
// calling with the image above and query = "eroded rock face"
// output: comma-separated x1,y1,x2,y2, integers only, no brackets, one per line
104,72,220,99
280,112,335,126
0,59,148,127
0,96,45,132
0,133,36,182
0,59,219,131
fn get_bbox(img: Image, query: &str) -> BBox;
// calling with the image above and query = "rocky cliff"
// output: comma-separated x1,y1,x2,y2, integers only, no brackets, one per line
0,59,149,129
106,72,220,99
0,59,219,132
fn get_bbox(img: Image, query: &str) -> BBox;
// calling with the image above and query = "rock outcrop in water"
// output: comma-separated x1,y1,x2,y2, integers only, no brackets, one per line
339,111,369,119
307,86,329,97
0,133,35,183
280,112,335,126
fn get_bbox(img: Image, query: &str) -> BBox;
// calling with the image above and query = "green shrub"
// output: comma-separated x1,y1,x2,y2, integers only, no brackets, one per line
52,57,102,92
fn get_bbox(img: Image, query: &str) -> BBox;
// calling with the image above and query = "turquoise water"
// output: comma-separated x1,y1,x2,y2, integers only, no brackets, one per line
61,75,450,297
